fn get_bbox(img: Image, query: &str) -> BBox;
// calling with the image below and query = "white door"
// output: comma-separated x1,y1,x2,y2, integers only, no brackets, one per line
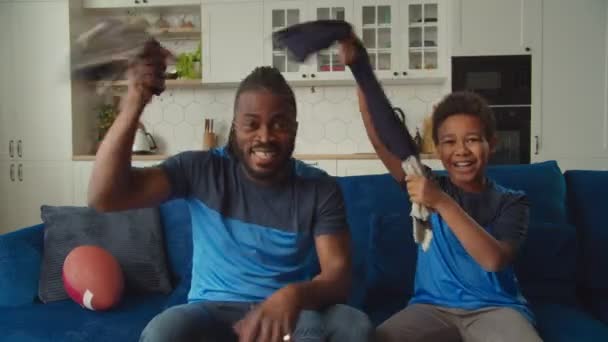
15,161,73,228
0,2,15,162
264,0,312,81
307,0,354,81
451,0,541,56
202,1,264,83
12,1,72,162
354,0,401,80
535,0,608,169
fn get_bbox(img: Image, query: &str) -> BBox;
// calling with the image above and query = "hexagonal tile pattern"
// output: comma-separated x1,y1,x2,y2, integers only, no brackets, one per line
347,120,366,142
318,139,337,153
337,139,358,154
323,87,349,104
295,86,324,104
163,103,184,125
142,100,163,125
311,101,344,124
334,101,358,124
325,119,347,144
296,101,311,119
214,90,236,106
392,86,416,102
415,85,441,102
192,89,216,105
204,102,231,120
173,121,195,152
172,89,196,106
357,138,374,153
404,97,427,127
299,120,325,143
152,122,174,153
185,102,205,125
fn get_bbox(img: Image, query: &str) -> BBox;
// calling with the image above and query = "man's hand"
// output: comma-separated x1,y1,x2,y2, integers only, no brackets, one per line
235,285,302,342
122,40,171,112
405,175,448,209
338,34,360,66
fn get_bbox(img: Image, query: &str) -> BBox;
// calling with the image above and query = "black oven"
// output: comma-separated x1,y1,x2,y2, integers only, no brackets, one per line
452,55,531,164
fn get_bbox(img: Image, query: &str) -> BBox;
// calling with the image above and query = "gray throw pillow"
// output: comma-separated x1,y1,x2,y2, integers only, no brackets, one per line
38,205,172,303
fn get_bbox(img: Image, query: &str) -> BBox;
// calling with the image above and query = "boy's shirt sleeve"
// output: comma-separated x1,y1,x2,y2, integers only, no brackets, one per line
313,179,349,236
492,193,530,250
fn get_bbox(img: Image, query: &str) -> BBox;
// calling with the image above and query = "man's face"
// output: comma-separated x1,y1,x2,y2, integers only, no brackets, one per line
436,113,495,192
231,89,298,183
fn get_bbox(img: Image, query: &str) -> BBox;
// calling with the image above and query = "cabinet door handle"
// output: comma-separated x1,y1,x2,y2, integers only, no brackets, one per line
302,74,307,78
402,71,408,76
135,0,140,4
393,71,398,76
310,73,316,78
534,135,539,155
18,164,22,182
9,140,14,158
17,140,22,158
525,47,531,52
9,164,14,182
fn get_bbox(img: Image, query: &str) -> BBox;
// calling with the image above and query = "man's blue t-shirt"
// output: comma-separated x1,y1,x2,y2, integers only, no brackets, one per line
160,148,347,303
409,175,534,323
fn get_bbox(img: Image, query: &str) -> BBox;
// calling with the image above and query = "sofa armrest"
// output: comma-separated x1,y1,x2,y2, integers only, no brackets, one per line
0,224,44,307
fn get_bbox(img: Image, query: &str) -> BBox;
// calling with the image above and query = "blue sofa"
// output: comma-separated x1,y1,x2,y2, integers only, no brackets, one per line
1,160,607,341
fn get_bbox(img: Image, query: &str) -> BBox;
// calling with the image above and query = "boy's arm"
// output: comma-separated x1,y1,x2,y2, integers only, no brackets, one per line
407,175,522,272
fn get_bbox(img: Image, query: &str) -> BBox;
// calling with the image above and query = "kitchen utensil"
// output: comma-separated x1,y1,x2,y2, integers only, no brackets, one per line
133,123,157,154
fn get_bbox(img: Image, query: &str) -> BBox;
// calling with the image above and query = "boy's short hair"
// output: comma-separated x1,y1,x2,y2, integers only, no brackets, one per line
432,91,496,144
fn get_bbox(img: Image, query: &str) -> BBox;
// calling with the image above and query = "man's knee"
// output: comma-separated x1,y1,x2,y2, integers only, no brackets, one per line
325,304,374,342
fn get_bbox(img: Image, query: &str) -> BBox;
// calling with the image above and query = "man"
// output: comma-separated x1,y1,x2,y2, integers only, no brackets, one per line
88,43,372,342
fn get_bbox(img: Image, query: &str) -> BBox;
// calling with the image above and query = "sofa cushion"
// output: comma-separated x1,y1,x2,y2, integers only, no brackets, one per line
564,170,608,290
515,222,577,305
486,160,567,224
337,173,410,309
365,212,417,326
0,225,43,307
0,294,167,342
39,206,172,303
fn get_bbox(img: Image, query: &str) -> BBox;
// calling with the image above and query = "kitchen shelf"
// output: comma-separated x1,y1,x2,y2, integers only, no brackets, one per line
149,28,201,40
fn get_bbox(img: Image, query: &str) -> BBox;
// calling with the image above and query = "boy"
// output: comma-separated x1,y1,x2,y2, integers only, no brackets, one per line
340,39,542,342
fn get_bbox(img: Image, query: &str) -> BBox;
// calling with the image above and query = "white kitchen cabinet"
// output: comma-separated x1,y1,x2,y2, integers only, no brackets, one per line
263,0,357,82
355,0,448,80
451,0,542,56
336,159,387,176
12,0,72,161
83,0,200,9
201,1,264,83
0,1,74,233
534,0,608,169
0,2,14,162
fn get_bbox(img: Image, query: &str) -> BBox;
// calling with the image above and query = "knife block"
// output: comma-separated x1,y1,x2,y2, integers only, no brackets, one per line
202,132,218,151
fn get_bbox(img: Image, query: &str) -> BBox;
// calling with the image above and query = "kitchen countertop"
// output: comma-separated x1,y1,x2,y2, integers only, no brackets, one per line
73,153,438,161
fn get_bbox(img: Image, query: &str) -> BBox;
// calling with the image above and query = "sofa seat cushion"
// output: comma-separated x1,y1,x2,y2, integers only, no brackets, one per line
533,303,608,342
0,294,167,342
564,170,608,290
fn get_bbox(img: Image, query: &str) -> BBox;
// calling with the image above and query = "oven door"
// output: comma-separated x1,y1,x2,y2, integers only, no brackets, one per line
489,106,531,165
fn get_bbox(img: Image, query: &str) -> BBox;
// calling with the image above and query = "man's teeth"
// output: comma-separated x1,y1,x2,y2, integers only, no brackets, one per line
455,161,473,167
254,151,276,159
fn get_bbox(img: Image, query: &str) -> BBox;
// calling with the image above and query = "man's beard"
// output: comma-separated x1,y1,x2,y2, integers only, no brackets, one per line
228,129,295,182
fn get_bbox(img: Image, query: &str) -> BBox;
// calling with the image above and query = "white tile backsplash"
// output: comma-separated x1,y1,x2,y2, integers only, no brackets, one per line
140,84,446,155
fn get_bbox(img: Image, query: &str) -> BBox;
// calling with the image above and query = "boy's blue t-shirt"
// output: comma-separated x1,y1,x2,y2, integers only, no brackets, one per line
409,174,534,322
160,148,347,303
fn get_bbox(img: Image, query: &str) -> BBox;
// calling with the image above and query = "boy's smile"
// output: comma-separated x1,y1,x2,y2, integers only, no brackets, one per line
436,114,495,193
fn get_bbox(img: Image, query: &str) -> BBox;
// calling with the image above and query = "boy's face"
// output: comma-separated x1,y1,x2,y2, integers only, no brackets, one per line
232,89,297,183
436,114,495,191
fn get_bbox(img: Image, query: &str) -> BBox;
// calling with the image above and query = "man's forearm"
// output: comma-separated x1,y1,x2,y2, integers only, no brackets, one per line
88,94,143,210
290,272,350,310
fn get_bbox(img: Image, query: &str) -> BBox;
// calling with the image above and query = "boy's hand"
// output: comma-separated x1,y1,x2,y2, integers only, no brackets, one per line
235,285,302,342
338,34,360,66
405,175,448,209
